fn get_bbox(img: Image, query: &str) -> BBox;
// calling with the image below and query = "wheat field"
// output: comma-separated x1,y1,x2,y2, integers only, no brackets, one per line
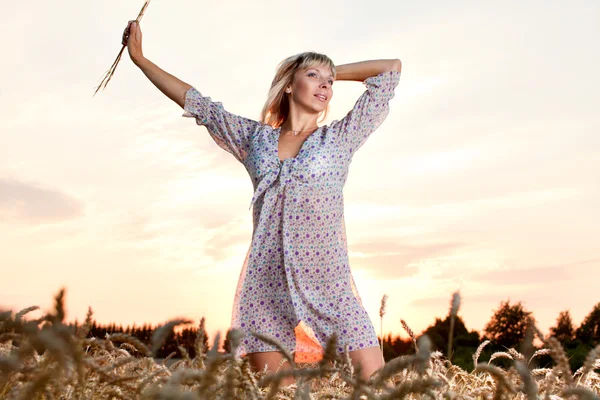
1,289,599,399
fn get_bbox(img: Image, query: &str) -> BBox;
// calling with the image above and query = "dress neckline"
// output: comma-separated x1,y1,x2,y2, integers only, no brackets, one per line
275,126,321,164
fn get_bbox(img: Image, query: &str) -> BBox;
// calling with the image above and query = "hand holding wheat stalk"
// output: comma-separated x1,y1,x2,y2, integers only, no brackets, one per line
93,1,151,96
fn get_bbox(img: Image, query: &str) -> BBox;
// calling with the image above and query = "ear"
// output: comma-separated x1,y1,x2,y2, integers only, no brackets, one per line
284,79,293,94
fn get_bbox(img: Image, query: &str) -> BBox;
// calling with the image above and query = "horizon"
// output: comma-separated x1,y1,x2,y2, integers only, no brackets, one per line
2,288,595,343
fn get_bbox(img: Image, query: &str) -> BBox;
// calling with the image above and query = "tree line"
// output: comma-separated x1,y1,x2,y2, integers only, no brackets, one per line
380,300,600,371
6,299,597,370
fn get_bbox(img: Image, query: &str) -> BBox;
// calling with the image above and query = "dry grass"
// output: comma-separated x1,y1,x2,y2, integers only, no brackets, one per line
93,1,151,96
1,289,599,399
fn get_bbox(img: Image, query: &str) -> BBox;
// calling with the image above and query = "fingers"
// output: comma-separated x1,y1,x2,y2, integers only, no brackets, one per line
121,20,139,46
122,21,131,46
134,22,141,41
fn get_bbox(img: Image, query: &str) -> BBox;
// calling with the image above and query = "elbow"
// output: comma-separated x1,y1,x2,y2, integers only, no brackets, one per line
391,59,402,72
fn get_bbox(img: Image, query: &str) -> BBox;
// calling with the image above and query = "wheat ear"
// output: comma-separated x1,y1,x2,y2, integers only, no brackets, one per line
93,1,151,96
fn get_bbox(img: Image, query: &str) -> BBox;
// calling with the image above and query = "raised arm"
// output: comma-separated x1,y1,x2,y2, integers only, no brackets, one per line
135,58,192,108
331,59,402,156
124,20,191,108
335,59,402,82
123,21,258,164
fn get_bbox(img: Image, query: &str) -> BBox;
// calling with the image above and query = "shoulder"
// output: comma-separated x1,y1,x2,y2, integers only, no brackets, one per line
248,122,276,140
325,119,342,133
256,122,276,133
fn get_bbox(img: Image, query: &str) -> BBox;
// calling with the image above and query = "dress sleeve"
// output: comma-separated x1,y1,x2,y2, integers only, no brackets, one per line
182,87,259,163
333,70,401,157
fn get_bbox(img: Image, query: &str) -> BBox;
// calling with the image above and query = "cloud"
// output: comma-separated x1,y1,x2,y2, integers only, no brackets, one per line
470,258,600,286
202,217,252,263
409,259,600,320
408,293,559,323
410,293,532,310
350,241,466,279
0,177,84,224
112,211,161,242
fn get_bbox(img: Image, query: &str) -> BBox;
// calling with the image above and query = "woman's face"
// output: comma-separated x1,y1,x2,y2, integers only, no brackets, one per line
286,64,334,115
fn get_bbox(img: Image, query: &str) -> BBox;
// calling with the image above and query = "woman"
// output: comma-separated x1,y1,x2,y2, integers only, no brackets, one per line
123,20,401,385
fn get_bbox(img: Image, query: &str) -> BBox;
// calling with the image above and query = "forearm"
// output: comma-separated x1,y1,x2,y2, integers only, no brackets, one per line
335,59,402,82
134,57,193,109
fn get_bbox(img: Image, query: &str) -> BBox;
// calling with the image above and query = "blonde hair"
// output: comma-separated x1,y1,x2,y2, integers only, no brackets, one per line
260,51,336,128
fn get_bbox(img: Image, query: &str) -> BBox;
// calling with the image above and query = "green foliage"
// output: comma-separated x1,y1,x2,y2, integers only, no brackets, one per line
549,310,575,343
422,315,480,370
452,345,478,371
576,302,600,346
568,340,593,371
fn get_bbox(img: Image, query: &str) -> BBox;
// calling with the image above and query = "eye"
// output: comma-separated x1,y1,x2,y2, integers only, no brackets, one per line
328,80,334,85
308,72,317,78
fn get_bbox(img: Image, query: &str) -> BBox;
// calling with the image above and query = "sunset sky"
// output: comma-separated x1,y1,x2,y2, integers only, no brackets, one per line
1,0,599,345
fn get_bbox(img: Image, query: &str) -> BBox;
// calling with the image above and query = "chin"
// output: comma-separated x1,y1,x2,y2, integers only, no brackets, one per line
313,103,329,113
302,99,328,114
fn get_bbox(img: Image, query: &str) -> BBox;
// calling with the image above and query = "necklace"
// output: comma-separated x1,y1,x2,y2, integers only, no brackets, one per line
282,126,319,136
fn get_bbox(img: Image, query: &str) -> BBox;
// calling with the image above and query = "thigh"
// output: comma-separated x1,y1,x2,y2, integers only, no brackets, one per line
245,351,296,387
348,346,385,381
246,351,292,373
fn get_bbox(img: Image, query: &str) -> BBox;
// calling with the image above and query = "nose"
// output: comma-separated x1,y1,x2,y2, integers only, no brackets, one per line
320,81,329,89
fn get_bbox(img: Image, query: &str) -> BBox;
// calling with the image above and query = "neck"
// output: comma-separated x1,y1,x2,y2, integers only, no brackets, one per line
280,125,318,135
281,106,319,133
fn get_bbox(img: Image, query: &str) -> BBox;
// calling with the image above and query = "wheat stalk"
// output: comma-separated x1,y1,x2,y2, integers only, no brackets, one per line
515,360,538,400
529,348,552,365
93,1,151,96
3,288,600,398
473,340,491,368
474,363,518,398
447,291,461,361
562,386,600,400
488,352,513,364
547,336,574,387
379,294,388,354
581,345,600,381
400,319,417,352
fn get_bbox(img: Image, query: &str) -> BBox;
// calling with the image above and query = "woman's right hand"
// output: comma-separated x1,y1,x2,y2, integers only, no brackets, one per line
122,20,144,64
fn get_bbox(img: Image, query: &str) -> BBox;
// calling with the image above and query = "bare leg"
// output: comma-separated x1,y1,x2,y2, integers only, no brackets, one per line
348,346,386,382
246,351,295,387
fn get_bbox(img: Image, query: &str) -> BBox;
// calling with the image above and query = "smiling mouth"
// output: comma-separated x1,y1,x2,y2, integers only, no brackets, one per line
314,94,327,102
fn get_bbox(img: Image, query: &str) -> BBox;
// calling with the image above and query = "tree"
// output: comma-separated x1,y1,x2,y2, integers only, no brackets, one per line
422,315,480,371
423,316,468,354
223,329,232,353
549,310,575,344
484,300,533,350
381,333,414,361
576,302,600,346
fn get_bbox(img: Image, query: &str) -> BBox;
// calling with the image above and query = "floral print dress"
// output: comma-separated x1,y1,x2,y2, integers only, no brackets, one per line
182,70,401,361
